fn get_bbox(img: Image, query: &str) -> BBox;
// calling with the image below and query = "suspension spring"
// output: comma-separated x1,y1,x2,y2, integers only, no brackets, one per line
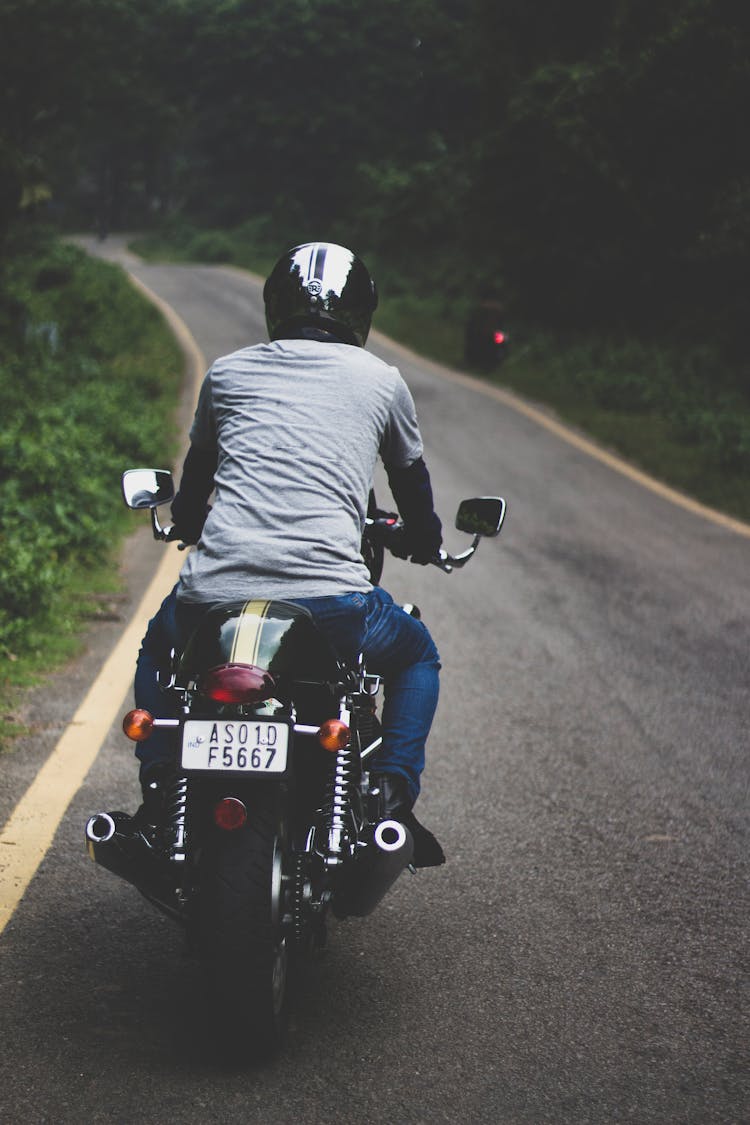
165,774,188,864
325,706,354,862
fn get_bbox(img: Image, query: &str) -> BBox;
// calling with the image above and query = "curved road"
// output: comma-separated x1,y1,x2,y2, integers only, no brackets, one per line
0,239,747,1124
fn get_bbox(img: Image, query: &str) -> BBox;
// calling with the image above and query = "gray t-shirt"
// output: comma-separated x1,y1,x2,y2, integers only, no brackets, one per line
176,338,423,602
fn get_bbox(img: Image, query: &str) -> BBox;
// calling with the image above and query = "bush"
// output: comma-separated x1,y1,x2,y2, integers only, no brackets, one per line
185,229,236,263
497,330,750,519
0,235,182,654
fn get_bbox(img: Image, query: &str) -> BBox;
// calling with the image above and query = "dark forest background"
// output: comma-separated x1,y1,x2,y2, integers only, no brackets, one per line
2,0,748,342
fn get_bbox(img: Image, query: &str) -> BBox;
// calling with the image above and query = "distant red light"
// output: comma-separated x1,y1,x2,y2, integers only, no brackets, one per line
494,331,506,345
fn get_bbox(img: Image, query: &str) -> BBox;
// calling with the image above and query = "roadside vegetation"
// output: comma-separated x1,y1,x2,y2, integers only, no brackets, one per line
0,228,182,738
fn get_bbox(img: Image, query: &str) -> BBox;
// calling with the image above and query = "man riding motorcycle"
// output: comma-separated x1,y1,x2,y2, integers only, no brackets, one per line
134,242,445,866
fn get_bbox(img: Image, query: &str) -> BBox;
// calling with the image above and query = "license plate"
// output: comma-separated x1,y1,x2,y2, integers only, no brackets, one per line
181,719,288,773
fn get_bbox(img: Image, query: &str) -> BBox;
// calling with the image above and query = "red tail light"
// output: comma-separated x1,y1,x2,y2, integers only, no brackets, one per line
213,797,248,831
493,331,506,345
198,664,276,704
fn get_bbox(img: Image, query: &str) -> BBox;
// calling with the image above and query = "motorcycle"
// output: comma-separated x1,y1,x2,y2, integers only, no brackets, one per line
85,470,505,1054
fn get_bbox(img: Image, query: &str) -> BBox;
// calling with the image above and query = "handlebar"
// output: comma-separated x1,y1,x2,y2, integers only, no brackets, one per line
149,513,190,550
364,515,481,574
155,505,494,570
125,468,503,585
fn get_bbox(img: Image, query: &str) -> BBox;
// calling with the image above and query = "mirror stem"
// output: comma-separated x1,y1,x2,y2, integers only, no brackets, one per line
151,507,167,540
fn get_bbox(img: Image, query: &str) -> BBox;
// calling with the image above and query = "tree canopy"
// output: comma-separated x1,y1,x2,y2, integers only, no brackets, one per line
1,0,747,343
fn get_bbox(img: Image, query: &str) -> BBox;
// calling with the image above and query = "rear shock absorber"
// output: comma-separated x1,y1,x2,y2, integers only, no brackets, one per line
325,704,353,866
165,774,188,866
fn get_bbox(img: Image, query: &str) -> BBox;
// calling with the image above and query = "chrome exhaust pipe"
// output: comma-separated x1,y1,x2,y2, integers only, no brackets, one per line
85,812,117,847
85,810,181,920
85,809,156,882
333,819,414,918
374,819,409,852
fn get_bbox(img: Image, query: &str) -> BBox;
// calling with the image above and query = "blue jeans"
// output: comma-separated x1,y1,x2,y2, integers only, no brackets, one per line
133,586,180,780
134,585,440,803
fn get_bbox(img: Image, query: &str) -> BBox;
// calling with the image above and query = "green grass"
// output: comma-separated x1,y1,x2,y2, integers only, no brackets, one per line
373,293,466,370
0,530,130,742
131,216,279,279
494,339,750,522
0,231,183,748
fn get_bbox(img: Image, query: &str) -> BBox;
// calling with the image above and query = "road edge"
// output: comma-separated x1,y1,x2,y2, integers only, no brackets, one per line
0,274,204,935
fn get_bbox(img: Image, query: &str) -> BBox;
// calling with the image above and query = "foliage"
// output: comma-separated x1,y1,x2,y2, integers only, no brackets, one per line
0,233,182,654
2,0,747,342
490,331,750,519
472,0,750,342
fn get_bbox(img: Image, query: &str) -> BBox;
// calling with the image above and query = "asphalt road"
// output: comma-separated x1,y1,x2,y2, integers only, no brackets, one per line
0,239,748,1124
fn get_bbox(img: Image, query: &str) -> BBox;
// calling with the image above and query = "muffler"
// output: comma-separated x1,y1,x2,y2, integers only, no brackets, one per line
85,810,180,919
333,819,414,918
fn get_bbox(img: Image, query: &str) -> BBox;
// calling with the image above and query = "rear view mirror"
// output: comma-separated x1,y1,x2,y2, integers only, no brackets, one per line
122,469,175,510
455,496,506,537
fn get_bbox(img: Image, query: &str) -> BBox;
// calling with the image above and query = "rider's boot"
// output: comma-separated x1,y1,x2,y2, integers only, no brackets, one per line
372,773,445,868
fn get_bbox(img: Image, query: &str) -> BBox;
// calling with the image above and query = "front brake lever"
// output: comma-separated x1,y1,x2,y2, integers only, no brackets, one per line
430,535,482,573
430,549,453,574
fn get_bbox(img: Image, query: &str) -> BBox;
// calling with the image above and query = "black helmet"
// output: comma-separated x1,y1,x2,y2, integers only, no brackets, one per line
263,242,378,347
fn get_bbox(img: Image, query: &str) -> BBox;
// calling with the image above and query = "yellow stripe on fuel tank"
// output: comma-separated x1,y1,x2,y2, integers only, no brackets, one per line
230,600,271,665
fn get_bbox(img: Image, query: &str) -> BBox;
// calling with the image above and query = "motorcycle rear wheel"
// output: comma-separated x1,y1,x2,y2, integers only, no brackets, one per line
195,800,290,1056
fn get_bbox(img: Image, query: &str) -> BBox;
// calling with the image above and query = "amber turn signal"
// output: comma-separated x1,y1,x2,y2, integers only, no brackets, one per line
317,718,351,752
122,708,155,742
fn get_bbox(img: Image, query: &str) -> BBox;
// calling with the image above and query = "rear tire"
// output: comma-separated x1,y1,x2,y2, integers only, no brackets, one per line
196,800,289,1056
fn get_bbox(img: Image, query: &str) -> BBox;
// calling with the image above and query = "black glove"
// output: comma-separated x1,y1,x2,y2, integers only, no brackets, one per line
387,519,442,565
166,505,211,545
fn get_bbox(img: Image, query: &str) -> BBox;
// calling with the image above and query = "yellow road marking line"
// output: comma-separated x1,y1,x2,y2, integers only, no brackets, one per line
0,547,185,933
0,273,204,936
128,272,204,419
